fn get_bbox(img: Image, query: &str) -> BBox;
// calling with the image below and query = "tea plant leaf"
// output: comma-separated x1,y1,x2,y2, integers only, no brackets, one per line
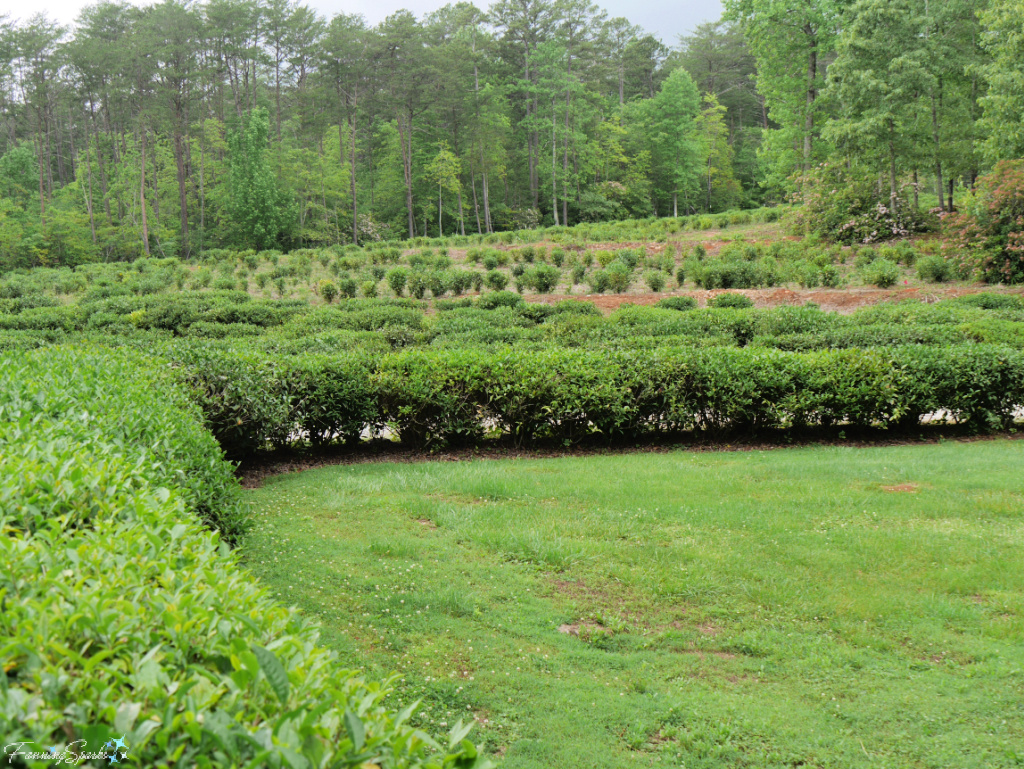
252,645,289,705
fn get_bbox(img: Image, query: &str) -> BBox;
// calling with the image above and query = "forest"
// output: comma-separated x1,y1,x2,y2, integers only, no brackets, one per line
0,0,1022,265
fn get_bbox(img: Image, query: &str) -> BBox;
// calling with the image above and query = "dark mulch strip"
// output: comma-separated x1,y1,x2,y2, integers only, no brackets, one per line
237,426,1022,488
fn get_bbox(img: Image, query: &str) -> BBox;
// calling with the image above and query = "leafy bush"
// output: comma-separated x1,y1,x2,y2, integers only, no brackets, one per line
942,160,1024,283
644,270,666,292
477,290,523,310
863,258,901,288
386,266,409,296
953,293,1024,310
588,269,611,294
710,293,754,309
318,278,338,303
917,255,952,283
0,346,486,768
525,264,560,293
795,162,934,244
484,269,509,291
657,296,698,311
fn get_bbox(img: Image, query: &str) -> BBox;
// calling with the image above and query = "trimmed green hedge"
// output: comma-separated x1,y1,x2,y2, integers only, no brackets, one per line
0,347,488,768
164,343,1024,452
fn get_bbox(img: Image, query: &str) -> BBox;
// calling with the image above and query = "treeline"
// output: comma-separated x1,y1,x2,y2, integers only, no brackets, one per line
726,0,1024,234
0,0,762,265
0,0,1022,266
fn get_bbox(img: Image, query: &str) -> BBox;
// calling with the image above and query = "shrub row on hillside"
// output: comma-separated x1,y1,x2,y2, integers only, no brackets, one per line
0,347,488,768
165,343,1024,454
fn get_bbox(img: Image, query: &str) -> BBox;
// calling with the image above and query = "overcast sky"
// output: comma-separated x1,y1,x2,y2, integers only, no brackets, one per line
2,0,724,45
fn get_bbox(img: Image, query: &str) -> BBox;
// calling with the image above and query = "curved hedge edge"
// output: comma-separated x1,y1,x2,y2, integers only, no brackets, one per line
0,346,491,769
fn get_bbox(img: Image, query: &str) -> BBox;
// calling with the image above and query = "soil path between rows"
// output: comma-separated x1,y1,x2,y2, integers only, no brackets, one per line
524,286,1024,315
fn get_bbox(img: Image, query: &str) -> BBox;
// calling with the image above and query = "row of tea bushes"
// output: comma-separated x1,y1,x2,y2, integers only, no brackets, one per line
162,342,1024,454
0,346,488,768
1,289,1023,359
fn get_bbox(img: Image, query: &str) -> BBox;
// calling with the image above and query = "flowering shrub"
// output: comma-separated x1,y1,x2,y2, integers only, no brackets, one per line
792,163,935,244
942,161,1024,283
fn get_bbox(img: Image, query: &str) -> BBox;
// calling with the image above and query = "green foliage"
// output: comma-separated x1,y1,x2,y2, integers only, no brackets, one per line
387,266,410,296
657,296,698,311
942,161,1024,283
917,255,952,283
227,108,293,250
862,258,901,288
710,293,754,309
0,346,486,768
795,163,933,244
643,270,667,292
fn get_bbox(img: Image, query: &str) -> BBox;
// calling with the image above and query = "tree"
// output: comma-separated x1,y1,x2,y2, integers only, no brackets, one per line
724,0,846,190
696,94,741,211
426,142,463,236
646,68,702,216
824,0,931,209
227,107,291,248
977,0,1024,163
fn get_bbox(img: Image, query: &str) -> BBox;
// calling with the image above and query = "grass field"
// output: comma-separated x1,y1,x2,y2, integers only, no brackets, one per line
243,440,1024,768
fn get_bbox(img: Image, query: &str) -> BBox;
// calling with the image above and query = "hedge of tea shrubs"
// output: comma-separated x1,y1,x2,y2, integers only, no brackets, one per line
2,285,1022,357
0,347,488,768
158,342,1024,453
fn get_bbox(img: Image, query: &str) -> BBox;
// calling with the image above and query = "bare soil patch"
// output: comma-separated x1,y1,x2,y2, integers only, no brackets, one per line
527,286,1024,315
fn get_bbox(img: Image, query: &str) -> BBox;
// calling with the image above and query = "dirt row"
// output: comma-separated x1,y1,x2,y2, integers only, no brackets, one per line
525,285,1024,315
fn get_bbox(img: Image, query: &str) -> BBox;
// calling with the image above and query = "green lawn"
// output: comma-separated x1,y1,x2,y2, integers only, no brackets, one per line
242,440,1024,768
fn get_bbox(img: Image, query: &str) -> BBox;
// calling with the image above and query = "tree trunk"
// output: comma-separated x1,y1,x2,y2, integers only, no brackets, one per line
37,132,46,229
562,59,571,226
471,166,482,235
398,113,415,238
150,140,160,225
551,99,559,226
887,119,898,210
83,131,97,244
174,129,189,255
456,185,465,236
199,135,206,254
140,129,150,256
89,102,113,226
350,88,359,244
525,57,538,209
931,85,944,212
803,28,817,172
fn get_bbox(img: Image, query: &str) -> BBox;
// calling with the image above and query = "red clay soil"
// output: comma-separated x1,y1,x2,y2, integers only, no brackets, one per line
526,286,1024,315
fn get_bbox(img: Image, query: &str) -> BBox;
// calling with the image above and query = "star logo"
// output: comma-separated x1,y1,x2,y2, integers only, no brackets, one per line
48,746,58,755
112,736,127,751
108,753,120,764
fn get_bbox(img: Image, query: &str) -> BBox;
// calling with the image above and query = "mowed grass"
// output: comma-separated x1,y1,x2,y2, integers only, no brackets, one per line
242,440,1024,768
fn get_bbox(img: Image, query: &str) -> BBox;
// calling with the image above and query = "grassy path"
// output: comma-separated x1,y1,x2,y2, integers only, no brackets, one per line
242,440,1024,768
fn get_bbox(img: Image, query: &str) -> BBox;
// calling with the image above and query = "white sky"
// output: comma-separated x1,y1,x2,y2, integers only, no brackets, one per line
0,0,724,44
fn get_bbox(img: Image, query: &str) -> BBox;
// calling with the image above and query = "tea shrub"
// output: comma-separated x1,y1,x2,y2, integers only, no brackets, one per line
917,255,952,283
0,347,486,768
710,293,755,309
